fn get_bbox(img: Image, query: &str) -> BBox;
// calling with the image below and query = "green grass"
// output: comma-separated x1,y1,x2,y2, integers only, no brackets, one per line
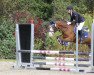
0,59,16,62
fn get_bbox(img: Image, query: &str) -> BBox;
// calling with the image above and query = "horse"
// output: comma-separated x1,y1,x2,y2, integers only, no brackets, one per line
49,20,91,47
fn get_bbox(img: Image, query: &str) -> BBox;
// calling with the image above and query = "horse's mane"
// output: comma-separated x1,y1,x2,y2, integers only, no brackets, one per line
55,19,76,34
56,19,67,27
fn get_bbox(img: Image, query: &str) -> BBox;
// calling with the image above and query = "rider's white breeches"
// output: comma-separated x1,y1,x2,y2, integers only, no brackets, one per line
77,22,85,30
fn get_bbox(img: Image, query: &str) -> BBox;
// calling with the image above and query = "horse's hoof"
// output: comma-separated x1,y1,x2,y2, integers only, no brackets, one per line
57,37,64,45
57,38,61,44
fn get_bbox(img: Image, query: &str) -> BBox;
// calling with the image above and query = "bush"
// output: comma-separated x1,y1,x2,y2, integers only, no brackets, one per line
0,18,15,59
84,13,93,30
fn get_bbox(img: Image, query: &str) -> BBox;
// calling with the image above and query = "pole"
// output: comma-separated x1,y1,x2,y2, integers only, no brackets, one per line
30,21,34,66
15,24,21,68
76,27,79,72
91,20,94,72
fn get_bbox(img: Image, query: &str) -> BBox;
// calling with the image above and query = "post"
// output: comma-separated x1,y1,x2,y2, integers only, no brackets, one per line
30,22,34,65
15,24,21,68
76,27,79,72
91,20,94,72
15,24,33,68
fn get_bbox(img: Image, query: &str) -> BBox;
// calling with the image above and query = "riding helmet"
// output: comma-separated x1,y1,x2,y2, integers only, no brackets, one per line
66,5,73,10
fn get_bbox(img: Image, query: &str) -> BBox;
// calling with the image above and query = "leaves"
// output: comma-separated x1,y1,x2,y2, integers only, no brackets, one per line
0,18,15,59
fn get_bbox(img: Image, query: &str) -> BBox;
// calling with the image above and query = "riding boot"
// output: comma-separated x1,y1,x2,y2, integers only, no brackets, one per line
78,30,83,43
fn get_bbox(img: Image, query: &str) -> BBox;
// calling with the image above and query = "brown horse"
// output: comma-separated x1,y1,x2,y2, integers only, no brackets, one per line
50,20,91,47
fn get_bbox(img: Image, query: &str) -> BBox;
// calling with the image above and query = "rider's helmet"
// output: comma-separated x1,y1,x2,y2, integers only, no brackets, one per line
66,6,73,10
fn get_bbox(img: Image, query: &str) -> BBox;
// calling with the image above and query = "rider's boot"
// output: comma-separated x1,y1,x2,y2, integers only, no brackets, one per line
78,30,83,43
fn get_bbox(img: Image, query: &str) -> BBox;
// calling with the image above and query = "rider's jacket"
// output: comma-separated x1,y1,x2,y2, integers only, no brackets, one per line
70,11,85,23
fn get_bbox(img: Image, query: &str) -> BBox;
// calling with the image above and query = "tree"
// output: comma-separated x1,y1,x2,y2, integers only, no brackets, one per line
85,0,94,17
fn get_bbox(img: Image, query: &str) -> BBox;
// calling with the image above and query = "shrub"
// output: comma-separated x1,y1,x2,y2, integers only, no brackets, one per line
0,18,15,59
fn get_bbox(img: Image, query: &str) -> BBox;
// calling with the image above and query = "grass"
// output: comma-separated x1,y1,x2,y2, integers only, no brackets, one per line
0,59,16,62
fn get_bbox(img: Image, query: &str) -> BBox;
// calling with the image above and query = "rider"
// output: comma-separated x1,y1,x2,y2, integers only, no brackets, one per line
66,5,85,39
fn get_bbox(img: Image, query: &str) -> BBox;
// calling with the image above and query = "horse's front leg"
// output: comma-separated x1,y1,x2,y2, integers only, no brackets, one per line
57,35,70,46
60,35,74,42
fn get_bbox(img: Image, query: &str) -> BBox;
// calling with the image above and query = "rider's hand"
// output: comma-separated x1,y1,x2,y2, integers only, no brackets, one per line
67,22,71,25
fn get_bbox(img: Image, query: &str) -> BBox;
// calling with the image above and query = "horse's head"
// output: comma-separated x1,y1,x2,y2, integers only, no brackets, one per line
48,19,75,37
48,20,67,36
49,20,67,30
49,20,63,36
55,20,67,29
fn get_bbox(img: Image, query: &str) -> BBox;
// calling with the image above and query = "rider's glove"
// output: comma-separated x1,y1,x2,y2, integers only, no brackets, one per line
67,22,71,25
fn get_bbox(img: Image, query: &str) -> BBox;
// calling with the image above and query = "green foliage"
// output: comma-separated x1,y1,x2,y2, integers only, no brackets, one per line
84,0,94,16
0,0,93,20
0,0,53,20
0,18,15,59
52,0,70,20
84,14,93,30
34,39,44,50
45,31,63,50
